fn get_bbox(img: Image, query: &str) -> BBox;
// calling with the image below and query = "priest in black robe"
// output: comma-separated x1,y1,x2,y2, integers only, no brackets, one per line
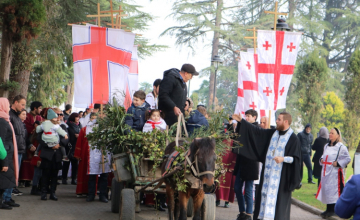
232,112,302,220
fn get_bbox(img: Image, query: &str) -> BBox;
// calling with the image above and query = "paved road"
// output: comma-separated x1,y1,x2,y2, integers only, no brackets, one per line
0,184,323,220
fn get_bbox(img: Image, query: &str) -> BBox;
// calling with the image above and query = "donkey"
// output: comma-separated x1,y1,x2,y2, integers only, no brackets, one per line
161,137,217,220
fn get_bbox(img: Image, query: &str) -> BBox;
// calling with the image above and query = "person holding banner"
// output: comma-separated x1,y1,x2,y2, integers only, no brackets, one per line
232,112,302,220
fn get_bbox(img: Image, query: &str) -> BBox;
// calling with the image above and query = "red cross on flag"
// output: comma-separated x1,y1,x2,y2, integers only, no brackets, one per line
240,52,259,113
72,25,136,107
257,30,302,110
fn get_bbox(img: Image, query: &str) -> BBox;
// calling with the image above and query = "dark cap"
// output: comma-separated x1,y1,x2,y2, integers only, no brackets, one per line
181,64,199,76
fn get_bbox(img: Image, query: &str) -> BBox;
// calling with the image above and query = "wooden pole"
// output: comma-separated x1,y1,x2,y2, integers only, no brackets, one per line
244,27,258,54
100,104,105,173
264,1,288,30
86,3,113,27
268,110,271,129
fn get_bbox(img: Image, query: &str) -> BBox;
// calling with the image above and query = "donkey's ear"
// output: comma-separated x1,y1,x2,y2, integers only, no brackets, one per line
194,138,201,146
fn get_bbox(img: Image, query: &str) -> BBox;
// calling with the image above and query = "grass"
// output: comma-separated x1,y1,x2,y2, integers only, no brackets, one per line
292,149,355,211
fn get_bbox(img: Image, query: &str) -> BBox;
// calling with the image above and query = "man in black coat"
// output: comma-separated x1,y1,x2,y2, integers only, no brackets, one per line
158,64,199,126
233,109,259,220
9,95,26,197
297,123,315,184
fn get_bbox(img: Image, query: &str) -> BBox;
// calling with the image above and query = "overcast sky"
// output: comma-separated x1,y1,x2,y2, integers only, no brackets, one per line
134,0,213,94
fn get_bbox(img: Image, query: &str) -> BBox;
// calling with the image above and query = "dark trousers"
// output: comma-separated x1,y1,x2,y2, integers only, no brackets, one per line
41,167,58,194
62,158,78,181
88,173,108,198
301,153,313,182
327,204,335,212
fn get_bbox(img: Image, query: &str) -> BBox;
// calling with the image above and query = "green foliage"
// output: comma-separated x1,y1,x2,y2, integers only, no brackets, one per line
190,92,199,107
0,0,46,41
318,92,344,132
139,82,152,94
0,80,20,92
343,49,360,149
295,51,328,135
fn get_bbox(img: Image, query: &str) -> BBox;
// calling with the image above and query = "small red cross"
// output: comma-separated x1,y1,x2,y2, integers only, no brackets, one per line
249,102,257,110
287,42,296,52
263,87,272,96
323,155,333,177
246,61,251,70
279,87,285,96
263,41,272,50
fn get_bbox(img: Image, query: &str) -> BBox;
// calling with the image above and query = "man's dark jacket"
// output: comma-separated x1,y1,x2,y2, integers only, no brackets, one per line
9,108,26,154
63,110,70,122
297,130,314,154
158,68,187,126
233,121,259,181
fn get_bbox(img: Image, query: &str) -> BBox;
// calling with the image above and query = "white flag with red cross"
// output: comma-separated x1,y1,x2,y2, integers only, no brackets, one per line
257,30,302,110
124,45,139,110
240,52,260,113
72,25,136,107
234,60,245,116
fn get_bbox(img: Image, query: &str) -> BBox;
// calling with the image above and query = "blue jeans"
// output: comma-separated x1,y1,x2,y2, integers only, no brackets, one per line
234,168,254,214
32,166,42,186
302,153,313,182
18,153,23,171
2,188,12,202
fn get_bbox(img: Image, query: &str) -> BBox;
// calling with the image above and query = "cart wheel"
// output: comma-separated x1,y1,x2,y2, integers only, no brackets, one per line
201,194,216,220
119,189,135,220
187,197,194,217
111,178,124,213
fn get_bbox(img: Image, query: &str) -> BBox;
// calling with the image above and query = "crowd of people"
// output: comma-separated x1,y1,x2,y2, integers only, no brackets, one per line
0,62,359,220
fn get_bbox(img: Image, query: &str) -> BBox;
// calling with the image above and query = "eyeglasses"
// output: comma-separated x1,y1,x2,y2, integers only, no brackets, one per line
58,114,64,116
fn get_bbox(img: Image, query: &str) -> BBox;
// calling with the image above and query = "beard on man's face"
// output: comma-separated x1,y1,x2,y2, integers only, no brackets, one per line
276,123,285,131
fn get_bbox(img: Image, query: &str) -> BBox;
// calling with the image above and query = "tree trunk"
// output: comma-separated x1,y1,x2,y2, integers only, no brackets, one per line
65,79,74,105
0,24,13,98
208,0,222,111
8,69,31,102
288,0,296,29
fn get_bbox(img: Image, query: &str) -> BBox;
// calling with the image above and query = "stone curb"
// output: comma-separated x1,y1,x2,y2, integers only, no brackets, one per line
291,197,346,220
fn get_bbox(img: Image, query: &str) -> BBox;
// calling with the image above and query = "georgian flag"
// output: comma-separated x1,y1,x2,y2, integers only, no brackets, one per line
72,25,136,107
234,60,245,117
257,30,302,110
124,45,139,109
240,52,259,113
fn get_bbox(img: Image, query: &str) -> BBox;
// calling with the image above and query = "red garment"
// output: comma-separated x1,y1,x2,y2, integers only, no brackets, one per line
146,121,161,129
24,112,42,135
74,127,92,194
20,140,40,181
215,141,236,203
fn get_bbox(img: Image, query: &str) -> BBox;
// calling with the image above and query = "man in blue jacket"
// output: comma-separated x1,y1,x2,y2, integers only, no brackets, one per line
297,123,315,184
186,106,209,135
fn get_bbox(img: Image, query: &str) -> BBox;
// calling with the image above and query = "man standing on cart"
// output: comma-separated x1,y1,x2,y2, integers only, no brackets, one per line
158,64,199,126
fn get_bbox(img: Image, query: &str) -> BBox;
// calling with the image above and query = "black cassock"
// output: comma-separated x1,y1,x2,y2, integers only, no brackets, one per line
233,119,302,220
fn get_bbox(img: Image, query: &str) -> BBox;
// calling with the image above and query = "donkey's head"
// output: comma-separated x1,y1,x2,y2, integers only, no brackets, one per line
189,137,217,193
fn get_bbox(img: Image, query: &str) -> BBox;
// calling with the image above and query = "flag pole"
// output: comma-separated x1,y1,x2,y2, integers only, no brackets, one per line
100,104,105,173
268,110,271,129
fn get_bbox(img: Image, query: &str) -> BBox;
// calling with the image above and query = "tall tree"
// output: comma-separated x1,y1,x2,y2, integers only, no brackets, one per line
0,0,46,98
343,49,360,149
295,51,328,135
318,92,344,132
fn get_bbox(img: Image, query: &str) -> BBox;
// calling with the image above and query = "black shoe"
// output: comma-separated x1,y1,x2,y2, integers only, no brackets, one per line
4,199,20,207
0,202,12,210
86,195,95,202
216,200,220,206
242,214,252,220
320,211,328,218
99,196,108,203
41,193,47,201
12,188,23,196
236,213,246,220
325,212,336,217
308,181,316,184
155,204,166,211
62,179,68,185
71,180,77,185
50,193,58,201
31,186,41,195
161,202,168,209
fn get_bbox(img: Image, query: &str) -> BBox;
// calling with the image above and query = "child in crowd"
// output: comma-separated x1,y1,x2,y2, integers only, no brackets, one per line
186,106,209,135
142,109,167,133
34,108,69,161
125,90,150,132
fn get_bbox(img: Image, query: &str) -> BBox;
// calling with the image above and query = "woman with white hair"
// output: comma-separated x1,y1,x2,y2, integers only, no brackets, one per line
316,127,351,218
